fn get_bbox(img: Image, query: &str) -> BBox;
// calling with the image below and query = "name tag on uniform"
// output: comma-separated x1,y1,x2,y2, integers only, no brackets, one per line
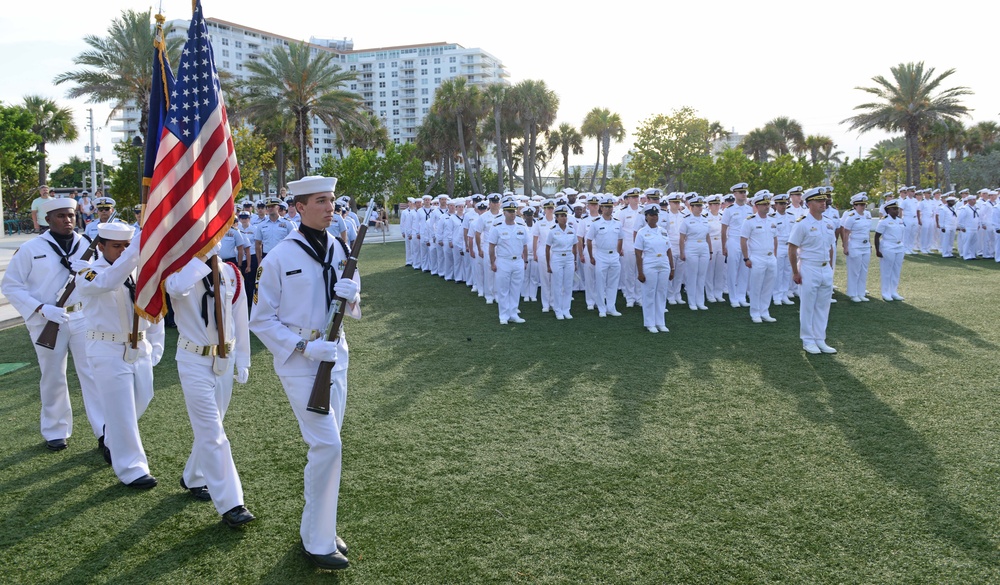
285,269,302,276
33,255,46,259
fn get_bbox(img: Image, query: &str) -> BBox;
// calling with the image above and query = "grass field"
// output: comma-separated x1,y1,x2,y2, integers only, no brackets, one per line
2,243,1000,584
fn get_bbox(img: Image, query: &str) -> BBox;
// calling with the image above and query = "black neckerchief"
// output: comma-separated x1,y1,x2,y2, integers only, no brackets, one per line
44,232,80,274
290,227,342,310
200,259,216,327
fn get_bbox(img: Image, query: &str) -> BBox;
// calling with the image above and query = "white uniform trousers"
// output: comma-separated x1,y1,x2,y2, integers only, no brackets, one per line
879,251,904,297
451,247,464,283
582,257,597,308
684,247,709,309
773,251,791,302
845,248,871,299
281,371,346,556
978,225,990,257
549,254,574,317
920,223,935,253
90,347,154,484
640,267,670,329
747,255,777,319
26,316,103,441
903,222,919,253
995,230,1000,262
471,251,484,294
619,244,639,305
959,230,977,260
178,362,244,515
982,227,994,259
798,261,834,345
523,257,539,301
482,253,496,302
439,243,454,279
940,228,956,257
429,241,441,274
538,254,554,311
707,249,726,300
404,235,413,266
495,257,524,322
667,243,684,303
726,241,749,304
594,253,621,314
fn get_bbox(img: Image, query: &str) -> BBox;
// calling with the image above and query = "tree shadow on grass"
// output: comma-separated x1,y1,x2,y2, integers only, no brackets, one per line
764,353,1000,564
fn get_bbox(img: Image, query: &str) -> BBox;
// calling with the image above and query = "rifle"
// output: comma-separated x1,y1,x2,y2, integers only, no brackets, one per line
306,199,376,415
36,211,118,350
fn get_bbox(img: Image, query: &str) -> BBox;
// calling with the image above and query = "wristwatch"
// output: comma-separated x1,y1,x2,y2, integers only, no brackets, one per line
295,339,307,353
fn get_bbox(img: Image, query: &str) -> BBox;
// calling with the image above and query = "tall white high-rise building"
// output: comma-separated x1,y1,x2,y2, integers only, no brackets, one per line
110,16,509,172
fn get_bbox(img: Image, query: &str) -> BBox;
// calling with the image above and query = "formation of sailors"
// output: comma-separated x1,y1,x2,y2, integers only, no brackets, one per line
400,182,999,335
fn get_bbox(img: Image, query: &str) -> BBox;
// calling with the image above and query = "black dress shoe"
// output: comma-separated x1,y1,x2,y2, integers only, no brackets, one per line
46,439,67,451
127,474,158,489
180,477,212,501
336,536,348,556
222,505,255,528
303,544,349,570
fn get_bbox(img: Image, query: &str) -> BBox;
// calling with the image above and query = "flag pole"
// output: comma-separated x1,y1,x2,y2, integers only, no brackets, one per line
211,255,228,358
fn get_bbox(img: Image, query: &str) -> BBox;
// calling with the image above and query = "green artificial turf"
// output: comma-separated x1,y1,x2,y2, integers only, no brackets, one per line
1,244,999,584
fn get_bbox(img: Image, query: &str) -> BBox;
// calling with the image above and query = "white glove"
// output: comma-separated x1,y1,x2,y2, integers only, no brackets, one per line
303,339,338,362
40,304,69,324
199,242,222,261
333,279,360,304
151,346,163,367
71,259,91,274
235,367,249,384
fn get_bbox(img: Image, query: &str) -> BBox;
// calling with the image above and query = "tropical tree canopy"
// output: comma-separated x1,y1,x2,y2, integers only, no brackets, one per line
54,9,183,136
23,95,78,186
240,41,368,178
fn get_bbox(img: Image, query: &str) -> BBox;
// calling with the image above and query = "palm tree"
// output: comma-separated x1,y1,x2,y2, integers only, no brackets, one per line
765,117,805,156
241,41,368,178
336,111,389,157
510,80,558,196
547,123,583,189
483,83,507,193
803,134,834,164
740,126,783,162
598,113,625,191
581,107,609,191
23,96,78,186
434,78,484,194
965,121,1000,155
843,61,972,185
54,9,183,137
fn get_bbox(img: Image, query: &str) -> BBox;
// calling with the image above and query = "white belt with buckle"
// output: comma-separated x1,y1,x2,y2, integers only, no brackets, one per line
288,326,322,341
86,330,146,343
64,303,83,314
178,335,235,357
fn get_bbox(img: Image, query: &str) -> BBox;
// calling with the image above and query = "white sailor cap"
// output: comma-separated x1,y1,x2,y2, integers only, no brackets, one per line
521,205,535,215
501,196,517,210
883,198,900,210
40,197,77,215
803,187,825,201
475,200,489,210
542,198,556,208
945,196,958,203
452,197,465,206
705,194,723,204
94,196,116,207
666,191,683,202
883,191,894,198
622,187,641,197
563,187,578,196
730,182,749,192
572,201,585,209
684,192,700,202
287,175,337,196
753,189,771,198
586,193,600,204
958,188,970,195
771,193,790,203
97,222,134,240
555,197,568,207
238,211,251,218
407,197,415,203
965,192,978,201
932,189,942,195
850,192,869,205
598,195,614,206
977,188,989,195
554,204,571,215
688,195,705,206
487,193,502,202
643,203,660,215
279,201,288,210
723,193,736,203
751,192,771,205
787,186,804,195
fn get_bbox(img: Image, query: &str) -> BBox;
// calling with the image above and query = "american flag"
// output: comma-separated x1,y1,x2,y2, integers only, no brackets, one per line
136,0,240,322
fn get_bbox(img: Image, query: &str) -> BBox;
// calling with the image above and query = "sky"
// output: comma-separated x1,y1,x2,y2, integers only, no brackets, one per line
3,0,998,184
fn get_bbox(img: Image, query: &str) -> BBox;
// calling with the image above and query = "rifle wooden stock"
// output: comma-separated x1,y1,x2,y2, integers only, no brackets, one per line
306,200,376,415
35,215,116,350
